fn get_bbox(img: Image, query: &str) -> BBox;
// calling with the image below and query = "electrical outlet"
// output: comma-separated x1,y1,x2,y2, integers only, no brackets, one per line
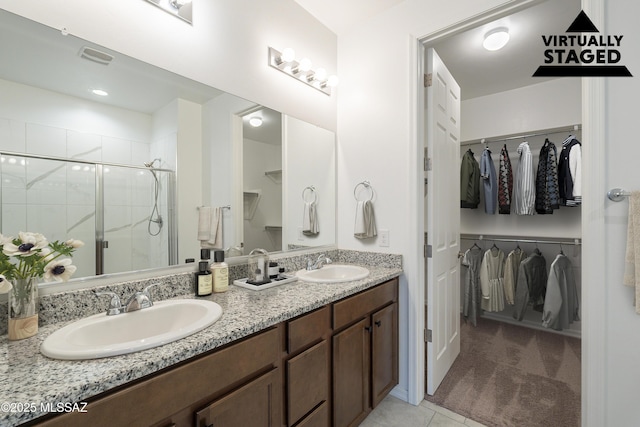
298,227,304,241
379,229,390,247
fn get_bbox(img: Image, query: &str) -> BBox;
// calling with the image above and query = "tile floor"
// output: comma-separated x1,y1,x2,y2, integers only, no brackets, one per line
360,395,487,427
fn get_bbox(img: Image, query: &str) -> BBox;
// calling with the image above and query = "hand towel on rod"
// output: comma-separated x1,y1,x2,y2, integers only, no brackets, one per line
302,201,319,236
623,192,640,313
198,206,223,249
354,200,377,239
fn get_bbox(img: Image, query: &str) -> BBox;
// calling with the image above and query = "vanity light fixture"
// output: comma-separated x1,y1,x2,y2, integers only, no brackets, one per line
483,27,510,51
268,47,338,96
143,0,193,24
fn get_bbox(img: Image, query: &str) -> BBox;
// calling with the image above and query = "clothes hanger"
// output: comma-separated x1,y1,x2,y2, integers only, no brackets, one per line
559,243,565,255
471,241,481,250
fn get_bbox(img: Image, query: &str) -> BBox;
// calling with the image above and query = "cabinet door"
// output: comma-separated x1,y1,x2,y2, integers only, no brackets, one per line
195,368,280,427
287,340,329,426
333,317,370,427
371,302,398,407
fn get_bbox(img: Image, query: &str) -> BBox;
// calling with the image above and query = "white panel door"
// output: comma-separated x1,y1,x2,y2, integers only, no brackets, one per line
425,48,461,395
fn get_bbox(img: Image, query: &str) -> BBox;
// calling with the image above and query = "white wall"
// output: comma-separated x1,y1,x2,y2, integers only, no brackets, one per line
283,115,336,250
603,2,640,425
461,78,581,142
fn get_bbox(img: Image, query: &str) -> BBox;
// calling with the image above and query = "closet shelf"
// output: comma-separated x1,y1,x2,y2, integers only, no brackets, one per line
461,124,581,147
264,169,282,184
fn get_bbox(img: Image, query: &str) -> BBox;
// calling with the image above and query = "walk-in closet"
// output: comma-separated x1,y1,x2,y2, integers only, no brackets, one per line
423,1,582,426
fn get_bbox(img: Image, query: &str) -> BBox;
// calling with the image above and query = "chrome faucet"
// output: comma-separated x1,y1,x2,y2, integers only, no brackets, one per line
306,254,332,271
95,283,159,316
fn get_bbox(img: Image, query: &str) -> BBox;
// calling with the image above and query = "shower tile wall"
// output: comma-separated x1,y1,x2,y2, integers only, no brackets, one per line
0,118,175,278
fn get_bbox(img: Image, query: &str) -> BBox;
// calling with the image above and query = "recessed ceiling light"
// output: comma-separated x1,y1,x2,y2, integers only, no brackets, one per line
249,117,263,127
483,27,510,51
92,89,109,96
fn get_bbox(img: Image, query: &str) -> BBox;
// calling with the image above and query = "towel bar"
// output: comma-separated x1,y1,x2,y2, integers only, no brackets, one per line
608,188,631,202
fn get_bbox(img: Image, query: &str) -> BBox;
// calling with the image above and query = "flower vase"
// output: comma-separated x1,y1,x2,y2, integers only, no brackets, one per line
8,277,39,340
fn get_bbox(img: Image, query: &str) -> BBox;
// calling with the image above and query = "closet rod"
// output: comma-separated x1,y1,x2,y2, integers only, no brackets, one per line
460,125,581,147
461,234,581,246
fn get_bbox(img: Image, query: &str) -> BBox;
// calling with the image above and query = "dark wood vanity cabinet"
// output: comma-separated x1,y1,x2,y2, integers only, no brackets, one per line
332,278,399,427
30,277,398,427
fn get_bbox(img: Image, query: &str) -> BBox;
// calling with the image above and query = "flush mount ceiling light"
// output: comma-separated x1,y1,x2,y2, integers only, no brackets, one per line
143,0,193,24
268,47,338,96
483,27,510,51
249,116,263,127
91,89,109,96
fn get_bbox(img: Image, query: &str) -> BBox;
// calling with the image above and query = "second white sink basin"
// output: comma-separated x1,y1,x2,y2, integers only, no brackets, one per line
41,299,223,360
296,264,370,283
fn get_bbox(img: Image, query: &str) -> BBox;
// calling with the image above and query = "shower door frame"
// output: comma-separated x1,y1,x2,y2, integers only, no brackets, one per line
0,150,178,276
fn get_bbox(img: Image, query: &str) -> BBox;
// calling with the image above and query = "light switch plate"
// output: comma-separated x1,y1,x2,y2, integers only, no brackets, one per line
379,229,390,247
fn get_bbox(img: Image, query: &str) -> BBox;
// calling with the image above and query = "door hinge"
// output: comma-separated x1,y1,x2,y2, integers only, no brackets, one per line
423,147,431,171
424,244,432,258
425,329,432,343
424,73,432,87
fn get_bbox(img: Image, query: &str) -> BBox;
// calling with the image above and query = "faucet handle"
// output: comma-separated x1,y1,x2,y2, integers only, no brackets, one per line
94,291,123,316
142,283,160,298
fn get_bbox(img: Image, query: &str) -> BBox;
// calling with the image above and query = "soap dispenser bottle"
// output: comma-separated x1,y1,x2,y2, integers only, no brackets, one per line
195,261,212,296
211,250,229,293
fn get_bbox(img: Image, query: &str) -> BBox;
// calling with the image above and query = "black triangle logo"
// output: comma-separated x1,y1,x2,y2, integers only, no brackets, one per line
566,10,599,33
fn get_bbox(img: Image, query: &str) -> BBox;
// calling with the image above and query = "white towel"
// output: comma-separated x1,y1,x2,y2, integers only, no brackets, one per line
198,207,223,249
623,192,640,313
302,202,319,236
354,200,377,239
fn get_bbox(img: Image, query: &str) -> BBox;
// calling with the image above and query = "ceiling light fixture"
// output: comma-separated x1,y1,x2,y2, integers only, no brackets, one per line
268,47,338,96
249,117,263,127
483,27,510,51
92,89,109,96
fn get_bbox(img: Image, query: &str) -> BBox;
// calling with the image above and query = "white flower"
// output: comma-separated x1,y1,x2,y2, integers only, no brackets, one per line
3,232,48,257
65,239,85,249
0,274,10,293
43,258,77,282
39,247,55,262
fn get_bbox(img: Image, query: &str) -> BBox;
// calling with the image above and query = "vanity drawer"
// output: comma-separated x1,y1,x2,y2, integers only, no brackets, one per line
287,340,329,426
287,305,331,354
332,278,398,330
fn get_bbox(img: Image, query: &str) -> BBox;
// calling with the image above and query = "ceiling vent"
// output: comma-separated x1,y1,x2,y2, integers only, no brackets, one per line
79,46,114,65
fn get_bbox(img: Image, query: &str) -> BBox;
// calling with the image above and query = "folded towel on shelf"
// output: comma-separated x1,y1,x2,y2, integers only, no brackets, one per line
624,192,640,313
302,201,319,236
198,206,223,249
354,200,377,239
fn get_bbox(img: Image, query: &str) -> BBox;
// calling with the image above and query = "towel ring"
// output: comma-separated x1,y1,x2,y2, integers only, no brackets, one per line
302,186,317,203
354,180,374,202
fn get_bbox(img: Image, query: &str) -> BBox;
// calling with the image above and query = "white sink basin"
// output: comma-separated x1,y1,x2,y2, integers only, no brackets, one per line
296,264,370,283
41,299,223,360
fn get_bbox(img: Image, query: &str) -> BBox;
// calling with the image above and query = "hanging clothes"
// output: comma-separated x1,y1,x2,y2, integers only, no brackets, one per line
513,141,535,215
480,246,505,312
462,246,483,326
460,149,481,209
498,144,513,214
542,253,580,330
558,135,582,207
513,249,548,320
535,139,561,214
480,148,498,214
504,247,527,305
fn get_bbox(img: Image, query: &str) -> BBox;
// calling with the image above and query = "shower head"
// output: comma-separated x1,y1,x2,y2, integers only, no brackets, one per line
144,158,161,168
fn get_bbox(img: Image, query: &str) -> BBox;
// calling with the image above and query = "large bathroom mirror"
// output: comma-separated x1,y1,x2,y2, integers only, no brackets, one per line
0,10,336,286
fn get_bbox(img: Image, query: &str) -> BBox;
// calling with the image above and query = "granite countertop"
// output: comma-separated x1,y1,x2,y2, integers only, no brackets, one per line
0,264,402,426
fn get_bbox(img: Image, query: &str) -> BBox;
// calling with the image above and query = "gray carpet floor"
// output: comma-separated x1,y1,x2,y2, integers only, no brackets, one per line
425,316,581,427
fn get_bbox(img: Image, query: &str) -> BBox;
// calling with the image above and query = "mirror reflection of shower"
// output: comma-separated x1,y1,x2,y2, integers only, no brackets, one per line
144,158,163,236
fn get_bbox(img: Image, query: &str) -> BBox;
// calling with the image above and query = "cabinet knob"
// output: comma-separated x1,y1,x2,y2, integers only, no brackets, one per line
364,326,372,333
375,320,382,327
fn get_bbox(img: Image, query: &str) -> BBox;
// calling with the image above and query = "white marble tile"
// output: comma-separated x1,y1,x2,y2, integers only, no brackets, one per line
26,123,66,157
66,163,95,206
102,135,132,164
1,157,27,204
67,130,102,161
131,140,150,166
26,203,67,242
0,118,26,152
1,203,27,234
25,158,67,205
